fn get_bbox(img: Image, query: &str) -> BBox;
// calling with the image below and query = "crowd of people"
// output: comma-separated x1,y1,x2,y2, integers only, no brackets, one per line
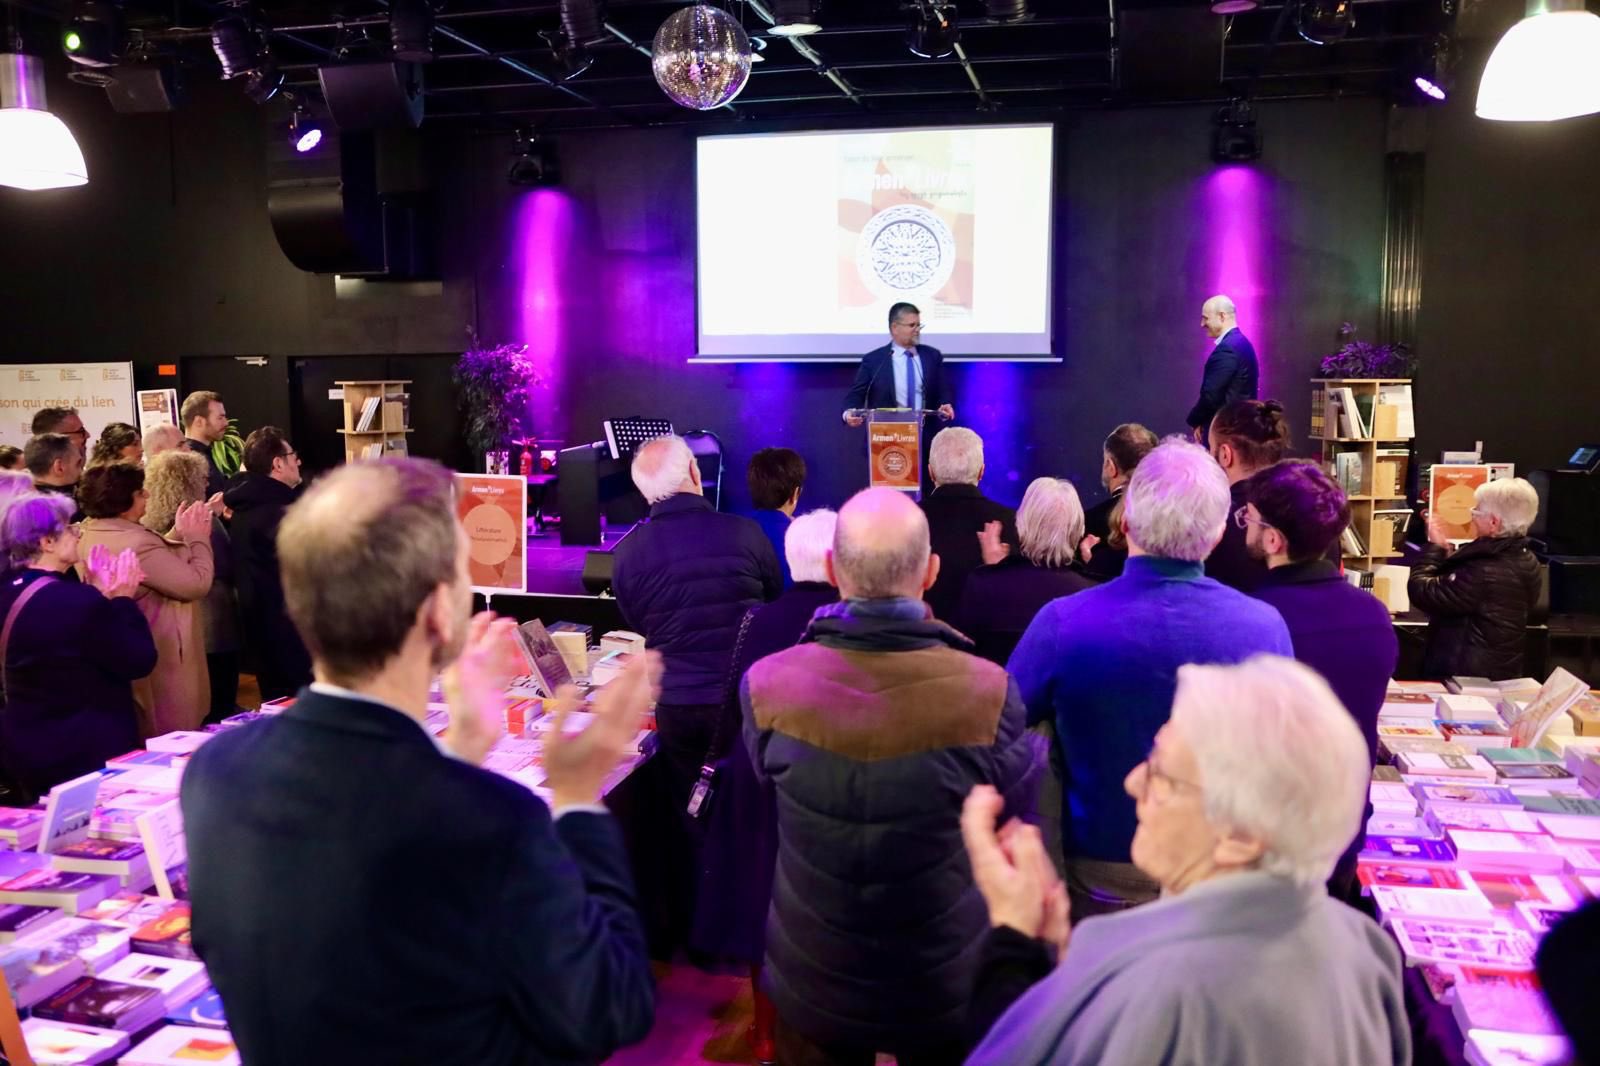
0,386,1570,1066
0,394,308,801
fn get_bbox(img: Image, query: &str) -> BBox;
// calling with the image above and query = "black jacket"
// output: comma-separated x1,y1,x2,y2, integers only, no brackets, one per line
183,437,228,501
958,557,1096,666
1409,536,1543,681
181,688,654,1065
223,474,309,700
842,343,953,416
920,484,1019,624
612,493,781,705
0,569,154,797
1186,327,1260,429
1080,489,1127,581
741,603,1037,1055
1206,480,1269,593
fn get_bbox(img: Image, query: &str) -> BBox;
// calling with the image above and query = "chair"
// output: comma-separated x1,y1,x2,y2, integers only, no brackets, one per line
682,430,724,511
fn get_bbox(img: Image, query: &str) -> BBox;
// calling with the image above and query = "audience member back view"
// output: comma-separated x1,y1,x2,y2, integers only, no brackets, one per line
180,458,656,1065
919,427,1018,623
742,487,1036,1066
1204,399,1291,592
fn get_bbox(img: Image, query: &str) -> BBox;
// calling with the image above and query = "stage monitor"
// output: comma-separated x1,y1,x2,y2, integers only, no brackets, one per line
694,123,1056,362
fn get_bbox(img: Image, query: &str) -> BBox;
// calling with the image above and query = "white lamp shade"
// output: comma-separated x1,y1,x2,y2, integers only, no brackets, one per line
0,107,88,189
1475,9,1600,121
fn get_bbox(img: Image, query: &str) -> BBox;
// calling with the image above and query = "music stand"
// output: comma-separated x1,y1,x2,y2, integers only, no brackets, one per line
604,417,675,461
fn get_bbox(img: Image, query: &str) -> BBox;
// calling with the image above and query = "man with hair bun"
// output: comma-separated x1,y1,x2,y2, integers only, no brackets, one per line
1205,398,1292,592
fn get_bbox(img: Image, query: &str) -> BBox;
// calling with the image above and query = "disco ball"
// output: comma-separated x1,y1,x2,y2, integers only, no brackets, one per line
652,5,752,111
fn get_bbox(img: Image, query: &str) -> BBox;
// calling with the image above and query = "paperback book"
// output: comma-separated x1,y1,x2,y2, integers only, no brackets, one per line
130,903,195,960
32,975,167,1031
1412,783,1520,808
1390,918,1536,970
18,1018,129,1065
1462,1029,1571,1066
1451,966,1561,1035
1446,830,1567,873
121,1025,239,1066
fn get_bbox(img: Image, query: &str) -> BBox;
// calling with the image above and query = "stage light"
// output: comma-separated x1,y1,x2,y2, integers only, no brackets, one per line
212,13,285,103
1211,0,1260,14
771,0,821,37
1297,0,1355,45
1412,35,1454,101
906,1,959,59
508,132,559,186
289,107,322,152
1211,98,1262,162
560,0,610,47
62,1,124,69
389,0,435,63
1476,0,1600,121
0,51,89,190
984,0,1031,22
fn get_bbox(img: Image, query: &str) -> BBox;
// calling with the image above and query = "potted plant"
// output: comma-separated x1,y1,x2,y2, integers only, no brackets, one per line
1317,323,1418,379
453,335,543,472
210,418,245,477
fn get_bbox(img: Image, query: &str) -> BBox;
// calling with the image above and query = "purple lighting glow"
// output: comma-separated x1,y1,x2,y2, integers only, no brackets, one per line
1201,164,1270,400
514,188,579,415
1414,76,1447,101
295,127,322,153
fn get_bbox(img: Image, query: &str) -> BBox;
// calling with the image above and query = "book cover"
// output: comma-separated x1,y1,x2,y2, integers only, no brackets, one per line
1452,966,1561,1035
1357,861,1465,891
1513,901,1567,936
1435,694,1502,722
121,1024,239,1065
1462,1029,1571,1066
1429,466,1491,542
37,773,104,855
1497,764,1573,781
105,750,179,768
1373,765,1404,783
1483,747,1560,766
1465,870,1577,910
53,839,144,862
1448,830,1566,873
33,975,165,1030
18,1017,129,1064
165,986,227,1029
1426,804,1539,834
130,903,195,960
1534,813,1600,841
1551,841,1600,874
1521,794,1600,817
0,903,66,942
0,943,90,1008
135,801,186,902
0,869,118,912
1368,813,1440,839
1413,783,1520,807
1361,834,1456,863
1504,668,1589,748
19,919,133,973
1399,752,1497,781
1391,917,1536,970
1372,885,1496,925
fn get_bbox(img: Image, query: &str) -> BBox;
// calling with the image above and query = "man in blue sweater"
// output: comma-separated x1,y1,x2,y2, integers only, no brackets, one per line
1009,437,1291,919
1244,460,1398,896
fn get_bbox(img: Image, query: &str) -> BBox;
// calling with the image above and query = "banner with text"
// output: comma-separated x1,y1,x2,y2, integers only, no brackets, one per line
455,473,528,596
0,362,137,450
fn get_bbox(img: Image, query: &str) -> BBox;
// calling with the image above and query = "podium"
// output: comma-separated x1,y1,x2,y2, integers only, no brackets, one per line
849,408,936,492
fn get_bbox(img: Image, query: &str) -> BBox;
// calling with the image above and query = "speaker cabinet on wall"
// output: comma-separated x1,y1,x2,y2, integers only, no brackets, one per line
104,64,182,112
318,62,424,130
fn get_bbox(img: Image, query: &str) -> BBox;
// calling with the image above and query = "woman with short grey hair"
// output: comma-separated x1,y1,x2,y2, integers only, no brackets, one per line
1409,476,1543,680
961,655,1409,1066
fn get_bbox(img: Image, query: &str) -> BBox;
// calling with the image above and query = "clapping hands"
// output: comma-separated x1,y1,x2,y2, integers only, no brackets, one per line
977,520,1011,566
171,500,212,544
961,785,1071,958
544,651,661,810
440,613,521,766
84,545,144,600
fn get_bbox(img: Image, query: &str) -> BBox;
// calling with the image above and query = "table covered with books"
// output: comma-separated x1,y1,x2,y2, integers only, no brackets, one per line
1358,670,1600,1066
0,624,649,1065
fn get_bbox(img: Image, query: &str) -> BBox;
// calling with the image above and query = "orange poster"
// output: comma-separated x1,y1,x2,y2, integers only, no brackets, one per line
454,473,528,595
1429,465,1490,542
869,420,922,490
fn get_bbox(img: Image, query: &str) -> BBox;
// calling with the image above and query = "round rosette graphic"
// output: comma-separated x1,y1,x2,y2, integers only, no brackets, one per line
856,204,957,298
876,445,913,483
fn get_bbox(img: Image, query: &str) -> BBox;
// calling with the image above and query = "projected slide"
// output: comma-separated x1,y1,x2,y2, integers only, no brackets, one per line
695,123,1055,361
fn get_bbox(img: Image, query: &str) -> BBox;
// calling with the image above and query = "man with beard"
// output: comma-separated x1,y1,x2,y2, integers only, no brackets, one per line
1243,459,1396,896
180,458,659,1065
1081,423,1158,581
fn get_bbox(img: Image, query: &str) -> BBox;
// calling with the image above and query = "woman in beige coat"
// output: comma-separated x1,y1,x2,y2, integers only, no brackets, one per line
76,462,214,736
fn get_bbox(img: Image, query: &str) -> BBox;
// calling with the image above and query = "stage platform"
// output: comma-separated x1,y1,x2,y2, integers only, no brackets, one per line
472,520,637,635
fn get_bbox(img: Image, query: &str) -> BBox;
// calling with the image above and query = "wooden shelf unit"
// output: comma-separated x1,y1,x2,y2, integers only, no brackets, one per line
336,380,412,464
1310,378,1414,571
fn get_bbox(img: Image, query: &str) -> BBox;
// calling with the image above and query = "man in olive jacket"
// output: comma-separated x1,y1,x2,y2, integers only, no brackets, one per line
742,487,1038,1066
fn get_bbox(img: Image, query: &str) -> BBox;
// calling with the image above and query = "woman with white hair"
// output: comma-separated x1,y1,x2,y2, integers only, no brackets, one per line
1409,476,1543,680
961,656,1409,1066
959,478,1095,666
691,508,840,1064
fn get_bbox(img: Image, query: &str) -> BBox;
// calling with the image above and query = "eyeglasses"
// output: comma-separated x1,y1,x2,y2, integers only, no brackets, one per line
1135,747,1203,804
1233,504,1271,531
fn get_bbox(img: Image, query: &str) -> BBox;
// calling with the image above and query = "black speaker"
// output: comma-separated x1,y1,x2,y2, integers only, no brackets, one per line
318,61,424,130
581,551,616,595
104,64,181,112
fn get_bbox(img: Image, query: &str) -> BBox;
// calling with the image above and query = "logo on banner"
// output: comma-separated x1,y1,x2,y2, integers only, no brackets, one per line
857,204,956,297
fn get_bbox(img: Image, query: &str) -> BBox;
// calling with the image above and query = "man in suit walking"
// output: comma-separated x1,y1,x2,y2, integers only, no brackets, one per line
181,457,658,1066
843,303,956,492
1186,294,1259,442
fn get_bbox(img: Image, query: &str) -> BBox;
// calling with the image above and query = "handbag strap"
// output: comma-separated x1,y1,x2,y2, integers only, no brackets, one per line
0,574,56,701
705,606,759,766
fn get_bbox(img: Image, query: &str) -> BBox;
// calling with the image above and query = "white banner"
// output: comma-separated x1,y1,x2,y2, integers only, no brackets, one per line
0,362,138,450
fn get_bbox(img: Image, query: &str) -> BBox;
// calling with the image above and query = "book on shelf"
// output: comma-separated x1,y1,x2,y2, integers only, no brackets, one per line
1436,694,1502,723
1376,383,1415,438
1333,451,1365,496
33,975,167,1031
1397,751,1498,782
1309,387,1326,439
1384,738,1474,760
99,952,209,1008
18,1017,130,1065
121,1024,239,1066
1371,884,1496,926
1452,966,1562,1036
16,918,133,975
1445,829,1566,872
1390,917,1536,970
1462,1028,1571,1066
353,395,381,432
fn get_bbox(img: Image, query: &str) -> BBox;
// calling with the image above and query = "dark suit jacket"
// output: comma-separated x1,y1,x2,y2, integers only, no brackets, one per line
1080,488,1128,582
1185,327,1259,429
182,437,229,501
920,484,1019,624
957,558,1096,666
222,474,309,699
181,688,654,1066
843,344,953,416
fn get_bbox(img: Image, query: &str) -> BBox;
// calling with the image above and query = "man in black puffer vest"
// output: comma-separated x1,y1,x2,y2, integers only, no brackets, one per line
741,487,1038,1066
612,434,782,946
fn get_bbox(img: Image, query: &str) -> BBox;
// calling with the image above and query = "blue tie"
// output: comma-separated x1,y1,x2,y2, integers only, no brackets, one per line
905,349,920,410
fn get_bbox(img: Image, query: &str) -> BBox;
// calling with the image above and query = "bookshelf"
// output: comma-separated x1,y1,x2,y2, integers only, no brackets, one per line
1310,378,1414,571
335,380,412,465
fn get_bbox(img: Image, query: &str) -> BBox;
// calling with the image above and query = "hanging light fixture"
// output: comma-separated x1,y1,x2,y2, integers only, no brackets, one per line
1413,34,1454,101
770,0,821,37
906,1,959,59
651,5,752,111
1476,0,1600,121
0,51,89,190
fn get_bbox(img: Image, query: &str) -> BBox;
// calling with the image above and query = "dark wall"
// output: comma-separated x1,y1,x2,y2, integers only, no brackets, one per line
1415,50,1600,478
0,76,1388,515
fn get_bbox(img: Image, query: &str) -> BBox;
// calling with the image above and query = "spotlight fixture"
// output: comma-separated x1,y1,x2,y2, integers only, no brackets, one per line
389,0,435,63
1211,0,1260,14
984,0,1031,22
1296,0,1355,45
62,0,125,69
771,0,822,36
1211,98,1262,162
211,12,284,103
508,131,559,186
1476,0,1600,121
0,51,89,189
906,1,959,59
1413,35,1454,101
288,107,323,152
749,35,767,62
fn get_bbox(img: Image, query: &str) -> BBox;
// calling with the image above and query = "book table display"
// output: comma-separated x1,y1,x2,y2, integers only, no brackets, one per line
1362,670,1600,1066
0,631,647,1065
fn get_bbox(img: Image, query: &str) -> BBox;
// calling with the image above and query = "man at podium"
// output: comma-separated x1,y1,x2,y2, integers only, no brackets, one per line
841,302,956,428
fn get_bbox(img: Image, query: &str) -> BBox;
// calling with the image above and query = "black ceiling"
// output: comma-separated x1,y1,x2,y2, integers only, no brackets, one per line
12,0,1454,130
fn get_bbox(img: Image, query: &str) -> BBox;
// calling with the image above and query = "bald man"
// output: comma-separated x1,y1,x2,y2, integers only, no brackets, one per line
1186,294,1259,441
741,487,1036,1066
